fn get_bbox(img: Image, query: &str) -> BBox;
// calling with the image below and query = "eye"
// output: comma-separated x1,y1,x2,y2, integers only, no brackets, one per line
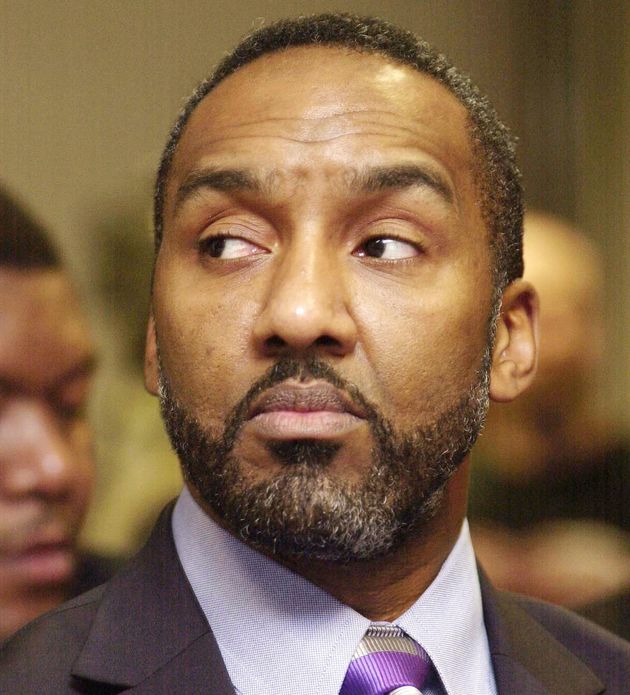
354,237,421,260
199,235,266,260
52,371,93,425
56,402,87,423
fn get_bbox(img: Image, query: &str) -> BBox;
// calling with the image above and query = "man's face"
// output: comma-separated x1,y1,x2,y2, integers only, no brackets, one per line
148,47,497,560
0,268,95,637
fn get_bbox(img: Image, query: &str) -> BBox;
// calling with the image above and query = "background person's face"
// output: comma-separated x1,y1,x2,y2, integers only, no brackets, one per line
147,47,496,555
0,269,95,638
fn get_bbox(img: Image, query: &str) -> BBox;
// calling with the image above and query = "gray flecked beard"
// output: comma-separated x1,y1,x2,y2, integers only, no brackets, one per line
158,342,492,564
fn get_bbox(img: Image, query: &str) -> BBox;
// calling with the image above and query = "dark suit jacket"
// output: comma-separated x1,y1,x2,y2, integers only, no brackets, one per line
2,506,630,694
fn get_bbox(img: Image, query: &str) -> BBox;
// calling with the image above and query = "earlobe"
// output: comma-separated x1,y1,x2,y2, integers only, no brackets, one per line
489,280,539,403
144,311,160,396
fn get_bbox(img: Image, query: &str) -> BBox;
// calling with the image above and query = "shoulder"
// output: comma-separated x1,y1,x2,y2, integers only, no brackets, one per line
496,589,630,687
509,590,629,645
0,503,196,694
0,585,105,693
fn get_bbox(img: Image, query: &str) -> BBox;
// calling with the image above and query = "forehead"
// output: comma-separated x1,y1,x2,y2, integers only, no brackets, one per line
167,46,474,203
0,269,92,389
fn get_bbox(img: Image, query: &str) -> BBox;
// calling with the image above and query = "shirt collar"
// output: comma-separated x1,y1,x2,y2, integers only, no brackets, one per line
173,487,495,695
396,518,495,694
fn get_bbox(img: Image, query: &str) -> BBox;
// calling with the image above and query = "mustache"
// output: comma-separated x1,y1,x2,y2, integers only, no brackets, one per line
222,357,382,446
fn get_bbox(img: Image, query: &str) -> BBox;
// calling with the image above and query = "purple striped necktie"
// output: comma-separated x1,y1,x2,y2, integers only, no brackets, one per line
340,624,431,695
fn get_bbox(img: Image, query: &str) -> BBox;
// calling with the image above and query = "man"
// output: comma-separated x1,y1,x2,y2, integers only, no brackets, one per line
2,14,629,694
469,212,630,616
0,186,113,642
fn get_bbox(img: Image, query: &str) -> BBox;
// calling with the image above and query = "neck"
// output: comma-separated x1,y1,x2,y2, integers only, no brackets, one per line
275,463,469,621
193,461,470,622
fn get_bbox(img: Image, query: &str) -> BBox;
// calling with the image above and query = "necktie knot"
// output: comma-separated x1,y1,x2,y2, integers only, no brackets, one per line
340,624,430,695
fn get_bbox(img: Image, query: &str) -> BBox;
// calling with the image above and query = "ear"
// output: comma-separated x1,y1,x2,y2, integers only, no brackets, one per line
489,279,539,403
144,310,160,396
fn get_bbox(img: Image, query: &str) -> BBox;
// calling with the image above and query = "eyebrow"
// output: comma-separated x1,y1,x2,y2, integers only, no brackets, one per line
174,168,261,212
357,164,453,203
0,355,97,400
173,162,454,213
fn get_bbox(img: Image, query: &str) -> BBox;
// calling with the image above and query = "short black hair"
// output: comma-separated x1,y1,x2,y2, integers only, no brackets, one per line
0,185,61,270
154,13,523,289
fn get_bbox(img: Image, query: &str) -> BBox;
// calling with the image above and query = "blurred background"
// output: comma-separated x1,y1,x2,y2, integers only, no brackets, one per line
1,0,628,560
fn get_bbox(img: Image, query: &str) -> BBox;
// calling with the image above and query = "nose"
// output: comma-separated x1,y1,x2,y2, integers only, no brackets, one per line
252,239,358,357
0,399,75,500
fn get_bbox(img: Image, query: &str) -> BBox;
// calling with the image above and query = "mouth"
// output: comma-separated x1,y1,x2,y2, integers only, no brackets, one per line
246,381,367,440
5,543,75,585
2,532,76,585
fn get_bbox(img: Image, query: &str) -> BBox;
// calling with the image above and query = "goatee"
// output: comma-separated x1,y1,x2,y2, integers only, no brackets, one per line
159,355,490,563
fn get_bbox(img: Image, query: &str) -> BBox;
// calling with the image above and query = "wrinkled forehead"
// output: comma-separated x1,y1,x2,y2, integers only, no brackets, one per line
165,46,474,202
195,46,466,125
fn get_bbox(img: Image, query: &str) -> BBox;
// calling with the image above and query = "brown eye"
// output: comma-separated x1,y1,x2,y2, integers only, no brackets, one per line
355,237,420,260
364,238,387,258
199,236,227,257
198,235,266,259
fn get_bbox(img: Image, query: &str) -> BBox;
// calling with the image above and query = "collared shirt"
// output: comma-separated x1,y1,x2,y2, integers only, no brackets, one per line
173,487,497,695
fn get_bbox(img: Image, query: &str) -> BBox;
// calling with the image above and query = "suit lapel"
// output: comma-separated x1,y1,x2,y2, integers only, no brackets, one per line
126,632,235,694
69,509,608,694
71,504,235,694
480,572,605,695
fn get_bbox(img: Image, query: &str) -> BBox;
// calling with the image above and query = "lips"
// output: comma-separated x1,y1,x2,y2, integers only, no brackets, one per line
3,541,75,585
246,381,367,440
249,382,366,418
0,524,76,585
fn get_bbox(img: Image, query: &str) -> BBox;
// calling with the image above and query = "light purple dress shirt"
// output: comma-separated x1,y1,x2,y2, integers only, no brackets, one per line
172,487,497,695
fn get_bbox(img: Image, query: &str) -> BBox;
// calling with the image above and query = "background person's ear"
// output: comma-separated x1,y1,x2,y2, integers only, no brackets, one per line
144,311,160,396
490,280,539,402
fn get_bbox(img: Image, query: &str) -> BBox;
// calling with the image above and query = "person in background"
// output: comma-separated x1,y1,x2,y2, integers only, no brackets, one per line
0,185,118,641
470,211,630,616
2,15,629,694
581,575,630,642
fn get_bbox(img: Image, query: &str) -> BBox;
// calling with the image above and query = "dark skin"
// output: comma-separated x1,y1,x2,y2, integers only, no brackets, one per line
207,461,471,622
185,462,467,621
146,46,538,621
0,269,95,639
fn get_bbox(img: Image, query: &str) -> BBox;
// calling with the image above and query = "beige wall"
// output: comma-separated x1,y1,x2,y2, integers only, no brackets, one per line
1,0,523,265
1,1,628,553
570,0,630,425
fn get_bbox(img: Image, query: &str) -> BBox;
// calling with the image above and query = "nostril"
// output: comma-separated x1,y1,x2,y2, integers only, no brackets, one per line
264,335,287,351
315,335,339,348
263,333,341,354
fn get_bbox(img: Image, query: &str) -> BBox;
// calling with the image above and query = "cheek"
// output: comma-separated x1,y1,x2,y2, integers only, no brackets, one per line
156,282,225,366
66,422,95,518
354,282,490,419
154,281,258,418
